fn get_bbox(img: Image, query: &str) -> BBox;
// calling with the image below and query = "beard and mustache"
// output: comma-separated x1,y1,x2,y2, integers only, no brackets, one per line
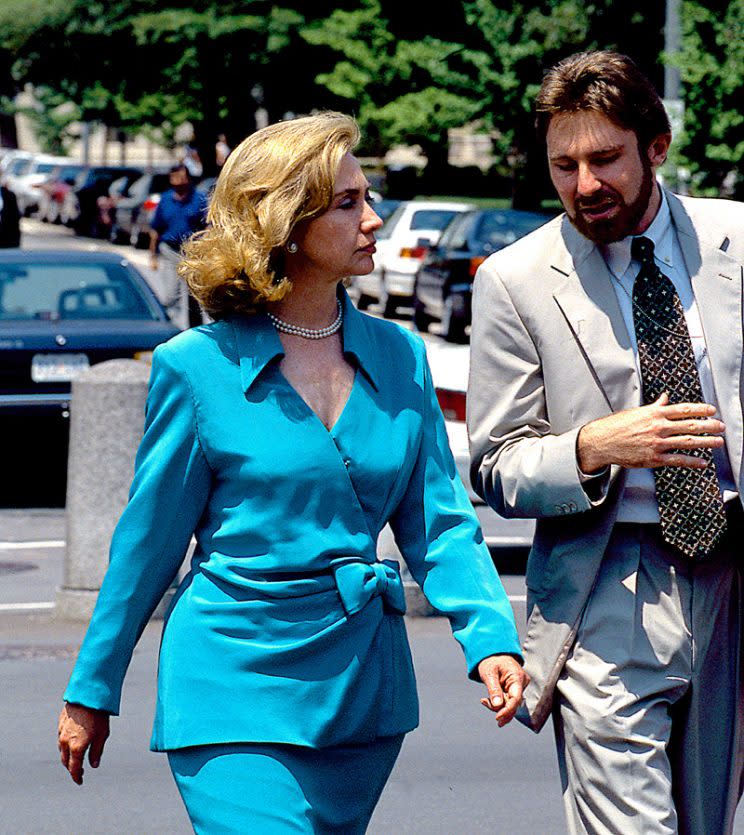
566,153,655,245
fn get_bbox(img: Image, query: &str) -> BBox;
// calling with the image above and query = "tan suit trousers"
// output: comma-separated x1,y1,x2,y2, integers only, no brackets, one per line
554,509,744,835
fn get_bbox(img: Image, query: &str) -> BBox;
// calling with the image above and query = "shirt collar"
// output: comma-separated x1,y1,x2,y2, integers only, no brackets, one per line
602,184,675,279
230,285,380,393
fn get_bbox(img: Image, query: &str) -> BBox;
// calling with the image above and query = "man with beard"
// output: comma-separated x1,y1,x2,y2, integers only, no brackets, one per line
149,164,208,329
468,51,744,834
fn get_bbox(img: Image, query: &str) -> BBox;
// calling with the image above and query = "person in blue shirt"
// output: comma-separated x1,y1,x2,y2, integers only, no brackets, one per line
149,163,208,329
58,112,528,834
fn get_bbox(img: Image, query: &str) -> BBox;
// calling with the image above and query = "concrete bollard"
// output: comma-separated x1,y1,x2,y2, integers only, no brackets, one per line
56,359,160,620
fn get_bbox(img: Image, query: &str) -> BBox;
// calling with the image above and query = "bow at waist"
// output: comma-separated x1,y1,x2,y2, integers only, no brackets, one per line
332,559,407,617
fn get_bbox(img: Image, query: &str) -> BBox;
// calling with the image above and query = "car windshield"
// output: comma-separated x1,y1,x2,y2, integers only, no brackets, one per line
409,209,460,232
0,263,157,321
475,211,548,249
35,162,61,174
58,165,85,182
8,158,31,176
438,213,479,249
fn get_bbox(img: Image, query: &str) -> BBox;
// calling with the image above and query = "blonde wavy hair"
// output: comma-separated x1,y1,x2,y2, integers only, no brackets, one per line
179,112,360,318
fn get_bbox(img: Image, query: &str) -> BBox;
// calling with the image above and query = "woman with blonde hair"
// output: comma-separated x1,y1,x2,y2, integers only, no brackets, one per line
58,112,527,833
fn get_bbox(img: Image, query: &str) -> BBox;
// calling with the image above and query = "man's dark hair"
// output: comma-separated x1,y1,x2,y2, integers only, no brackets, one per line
170,163,190,177
535,51,671,149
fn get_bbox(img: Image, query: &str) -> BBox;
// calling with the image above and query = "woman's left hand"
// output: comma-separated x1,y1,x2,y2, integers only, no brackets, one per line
477,655,530,727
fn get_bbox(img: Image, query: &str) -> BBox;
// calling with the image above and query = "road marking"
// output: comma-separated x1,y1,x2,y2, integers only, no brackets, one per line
508,595,527,603
0,602,55,612
0,540,65,551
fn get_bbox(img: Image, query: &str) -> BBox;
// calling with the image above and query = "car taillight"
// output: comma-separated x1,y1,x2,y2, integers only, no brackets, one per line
436,387,467,422
399,245,428,259
142,195,160,211
468,256,486,277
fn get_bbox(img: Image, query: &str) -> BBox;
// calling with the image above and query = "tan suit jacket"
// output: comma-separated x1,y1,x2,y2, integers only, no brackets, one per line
467,190,744,731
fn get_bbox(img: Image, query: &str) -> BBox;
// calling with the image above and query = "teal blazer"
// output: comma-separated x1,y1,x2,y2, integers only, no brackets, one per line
64,289,521,751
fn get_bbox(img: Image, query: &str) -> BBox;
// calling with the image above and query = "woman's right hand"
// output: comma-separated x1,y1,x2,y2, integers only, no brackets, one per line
57,702,110,785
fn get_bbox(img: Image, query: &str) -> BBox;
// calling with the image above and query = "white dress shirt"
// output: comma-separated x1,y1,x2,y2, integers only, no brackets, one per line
599,189,737,523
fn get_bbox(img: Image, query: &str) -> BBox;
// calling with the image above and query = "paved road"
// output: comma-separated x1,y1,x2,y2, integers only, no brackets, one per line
0,509,564,834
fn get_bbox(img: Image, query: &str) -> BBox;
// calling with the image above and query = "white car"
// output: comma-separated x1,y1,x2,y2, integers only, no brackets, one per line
0,149,34,176
6,154,74,216
424,338,536,555
352,200,474,318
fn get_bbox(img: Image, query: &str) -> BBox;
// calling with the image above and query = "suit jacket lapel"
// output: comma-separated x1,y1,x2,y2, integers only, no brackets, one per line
668,192,744,484
551,218,640,412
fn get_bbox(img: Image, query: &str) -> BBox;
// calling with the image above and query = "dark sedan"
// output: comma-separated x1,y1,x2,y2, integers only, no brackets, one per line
413,208,551,342
0,250,178,504
0,250,178,416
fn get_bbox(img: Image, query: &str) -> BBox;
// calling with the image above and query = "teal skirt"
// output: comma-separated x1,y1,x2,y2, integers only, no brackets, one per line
168,735,405,834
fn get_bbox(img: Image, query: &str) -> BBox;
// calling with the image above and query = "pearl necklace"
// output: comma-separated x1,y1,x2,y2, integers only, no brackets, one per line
268,299,343,340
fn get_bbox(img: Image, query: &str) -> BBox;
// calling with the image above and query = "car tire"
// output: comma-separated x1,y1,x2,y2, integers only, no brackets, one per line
441,296,468,343
356,293,373,311
413,301,432,333
379,281,398,318
382,295,398,319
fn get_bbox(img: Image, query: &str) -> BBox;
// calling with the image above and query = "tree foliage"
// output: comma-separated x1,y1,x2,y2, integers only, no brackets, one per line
675,0,743,196
0,0,739,198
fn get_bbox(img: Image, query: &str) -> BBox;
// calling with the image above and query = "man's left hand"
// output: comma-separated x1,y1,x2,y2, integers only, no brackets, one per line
477,654,530,727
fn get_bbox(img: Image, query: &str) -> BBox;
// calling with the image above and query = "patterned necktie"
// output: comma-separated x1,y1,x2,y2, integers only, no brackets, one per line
631,236,726,558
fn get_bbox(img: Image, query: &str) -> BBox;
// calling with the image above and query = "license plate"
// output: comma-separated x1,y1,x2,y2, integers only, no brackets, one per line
31,353,90,383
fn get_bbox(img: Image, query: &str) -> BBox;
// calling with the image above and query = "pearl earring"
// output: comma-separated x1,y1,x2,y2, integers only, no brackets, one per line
286,241,298,254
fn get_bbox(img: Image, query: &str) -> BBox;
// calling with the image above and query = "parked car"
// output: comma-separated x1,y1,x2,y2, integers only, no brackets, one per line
0,148,31,177
0,250,178,419
103,169,172,246
63,166,144,236
36,163,88,223
110,172,214,248
413,208,551,342
0,151,34,191
351,200,474,317
0,249,178,504
7,154,75,217
424,337,535,567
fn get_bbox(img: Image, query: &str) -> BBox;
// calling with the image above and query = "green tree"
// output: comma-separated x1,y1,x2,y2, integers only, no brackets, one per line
0,1,342,170
675,0,744,196
305,0,667,206
303,0,483,173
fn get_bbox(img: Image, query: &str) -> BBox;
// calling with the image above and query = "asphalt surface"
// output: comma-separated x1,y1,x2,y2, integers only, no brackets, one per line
0,508,563,835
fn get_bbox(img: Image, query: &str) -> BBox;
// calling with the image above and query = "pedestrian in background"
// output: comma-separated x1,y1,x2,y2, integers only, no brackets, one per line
182,143,203,178
0,183,21,247
468,50,744,835
58,112,527,834
148,163,208,329
215,133,231,169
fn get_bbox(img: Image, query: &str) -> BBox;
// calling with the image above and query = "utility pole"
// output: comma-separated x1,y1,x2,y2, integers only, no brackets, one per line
663,0,686,191
664,0,682,101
